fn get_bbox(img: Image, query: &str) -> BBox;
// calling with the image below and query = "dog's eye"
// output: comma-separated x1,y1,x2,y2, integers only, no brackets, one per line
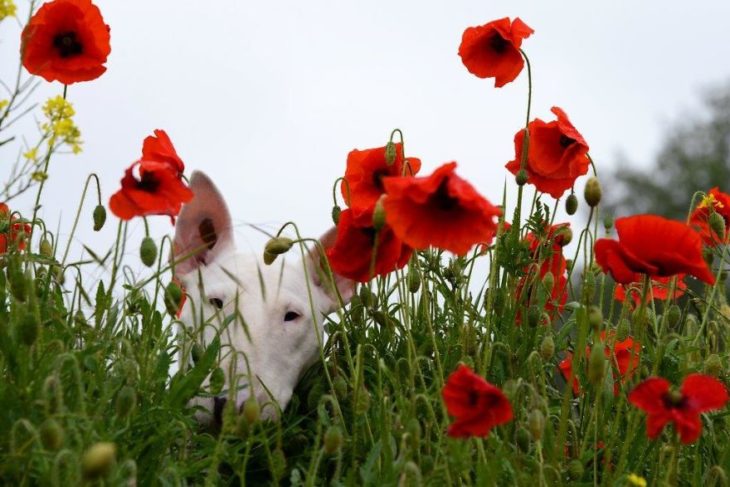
209,298,224,309
284,311,301,322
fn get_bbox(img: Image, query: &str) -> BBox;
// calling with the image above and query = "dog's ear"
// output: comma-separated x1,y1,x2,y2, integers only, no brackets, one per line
172,171,234,276
306,227,355,312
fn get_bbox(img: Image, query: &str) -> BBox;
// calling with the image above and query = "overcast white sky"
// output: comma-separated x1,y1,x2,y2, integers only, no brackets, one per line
2,0,730,269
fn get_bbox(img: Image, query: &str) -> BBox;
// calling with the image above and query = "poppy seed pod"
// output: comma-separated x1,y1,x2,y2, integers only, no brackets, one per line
139,237,157,267
584,177,602,207
82,442,117,479
565,193,578,215
93,205,106,231
709,211,726,241
516,169,528,186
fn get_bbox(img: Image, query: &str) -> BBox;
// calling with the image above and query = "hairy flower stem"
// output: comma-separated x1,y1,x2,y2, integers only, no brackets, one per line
59,173,102,267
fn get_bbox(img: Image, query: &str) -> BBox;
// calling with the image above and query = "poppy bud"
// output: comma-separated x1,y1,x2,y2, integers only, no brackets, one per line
372,196,386,231
384,141,397,165
263,237,294,265
603,215,614,232
704,354,723,377
236,414,251,439
515,427,530,452
709,211,726,241
554,227,573,246
584,177,601,207
616,318,631,341
40,418,64,451
706,466,727,487
331,205,341,224
528,409,545,441
540,335,555,360
243,397,260,425
355,385,371,414
565,193,578,215
39,238,53,258
582,271,595,302
323,425,343,454
515,169,528,186
92,205,106,231
271,448,287,481
587,342,606,385
567,460,584,481
209,367,225,395
18,310,40,346
115,385,137,418
74,309,88,327
8,262,27,302
139,237,157,267
541,271,554,295
407,269,421,293
360,286,376,308
588,305,602,331
191,343,203,364
163,281,184,317
82,442,117,479
527,305,542,328
44,376,63,414
666,304,681,328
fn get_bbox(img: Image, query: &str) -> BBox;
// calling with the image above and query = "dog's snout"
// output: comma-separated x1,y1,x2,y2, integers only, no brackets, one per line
213,396,227,424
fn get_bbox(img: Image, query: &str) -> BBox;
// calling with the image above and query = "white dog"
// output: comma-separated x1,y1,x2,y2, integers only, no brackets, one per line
172,171,354,423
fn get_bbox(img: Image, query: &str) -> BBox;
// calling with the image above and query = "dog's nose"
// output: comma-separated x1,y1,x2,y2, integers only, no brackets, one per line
213,396,227,424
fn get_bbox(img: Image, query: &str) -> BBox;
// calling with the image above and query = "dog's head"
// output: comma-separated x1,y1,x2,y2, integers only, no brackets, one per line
173,171,354,422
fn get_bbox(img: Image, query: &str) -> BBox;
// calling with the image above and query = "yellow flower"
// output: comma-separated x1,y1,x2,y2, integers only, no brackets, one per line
627,473,647,487
42,96,82,153
699,193,724,210
0,99,8,111
23,148,38,161
0,0,17,21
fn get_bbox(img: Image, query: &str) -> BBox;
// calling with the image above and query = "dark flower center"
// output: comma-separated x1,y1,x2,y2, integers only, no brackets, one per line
489,33,509,54
431,180,459,212
372,169,388,193
467,390,480,406
361,227,377,245
559,135,576,148
662,390,687,410
138,172,160,193
53,31,83,58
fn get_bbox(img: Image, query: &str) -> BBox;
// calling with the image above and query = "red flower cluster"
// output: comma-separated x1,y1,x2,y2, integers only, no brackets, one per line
458,17,533,87
383,162,502,255
442,364,513,438
559,331,641,396
516,224,570,321
506,107,590,198
689,188,730,246
326,208,411,283
21,0,111,84
328,142,417,282
0,204,32,253
615,275,687,307
109,130,193,223
629,374,728,444
594,215,715,285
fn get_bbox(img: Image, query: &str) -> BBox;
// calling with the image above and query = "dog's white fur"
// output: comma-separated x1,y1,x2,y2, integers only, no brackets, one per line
173,171,354,422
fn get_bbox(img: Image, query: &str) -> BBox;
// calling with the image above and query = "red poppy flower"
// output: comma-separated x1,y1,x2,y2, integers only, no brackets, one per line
506,107,590,198
559,332,641,396
615,275,687,307
458,17,534,87
628,374,728,444
141,129,185,175
109,160,193,223
21,0,111,84
9,220,32,251
342,143,421,212
689,188,730,246
442,364,513,438
326,208,412,283
383,162,501,255
594,215,715,285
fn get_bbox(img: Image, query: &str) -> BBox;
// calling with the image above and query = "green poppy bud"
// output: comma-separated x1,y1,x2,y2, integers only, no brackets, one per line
163,281,184,317
323,425,343,454
92,205,106,231
18,310,40,346
384,141,397,165
704,354,723,377
588,305,602,331
139,237,157,267
587,342,606,385
584,177,602,207
540,335,555,360
567,459,584,480
82,442,117,479
209,367,225,395
263,237,294,265
542,271,555,295
243,397,260,425
565,193,578,215
603,215,614,232
115,385,137,418
616,318,631,341
191,343,203,364
40,418,64,451
407,269,421,293
709,211,726,241
666,304,681,328
516,169,528,186
515,427,530,452
333,374,348,400
8,259,27,302
331,205,341,225
39,238,53,258
528,409,545,441
372,196,386,231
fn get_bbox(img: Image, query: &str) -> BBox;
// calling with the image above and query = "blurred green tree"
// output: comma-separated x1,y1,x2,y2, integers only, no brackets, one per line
605,84,730,220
